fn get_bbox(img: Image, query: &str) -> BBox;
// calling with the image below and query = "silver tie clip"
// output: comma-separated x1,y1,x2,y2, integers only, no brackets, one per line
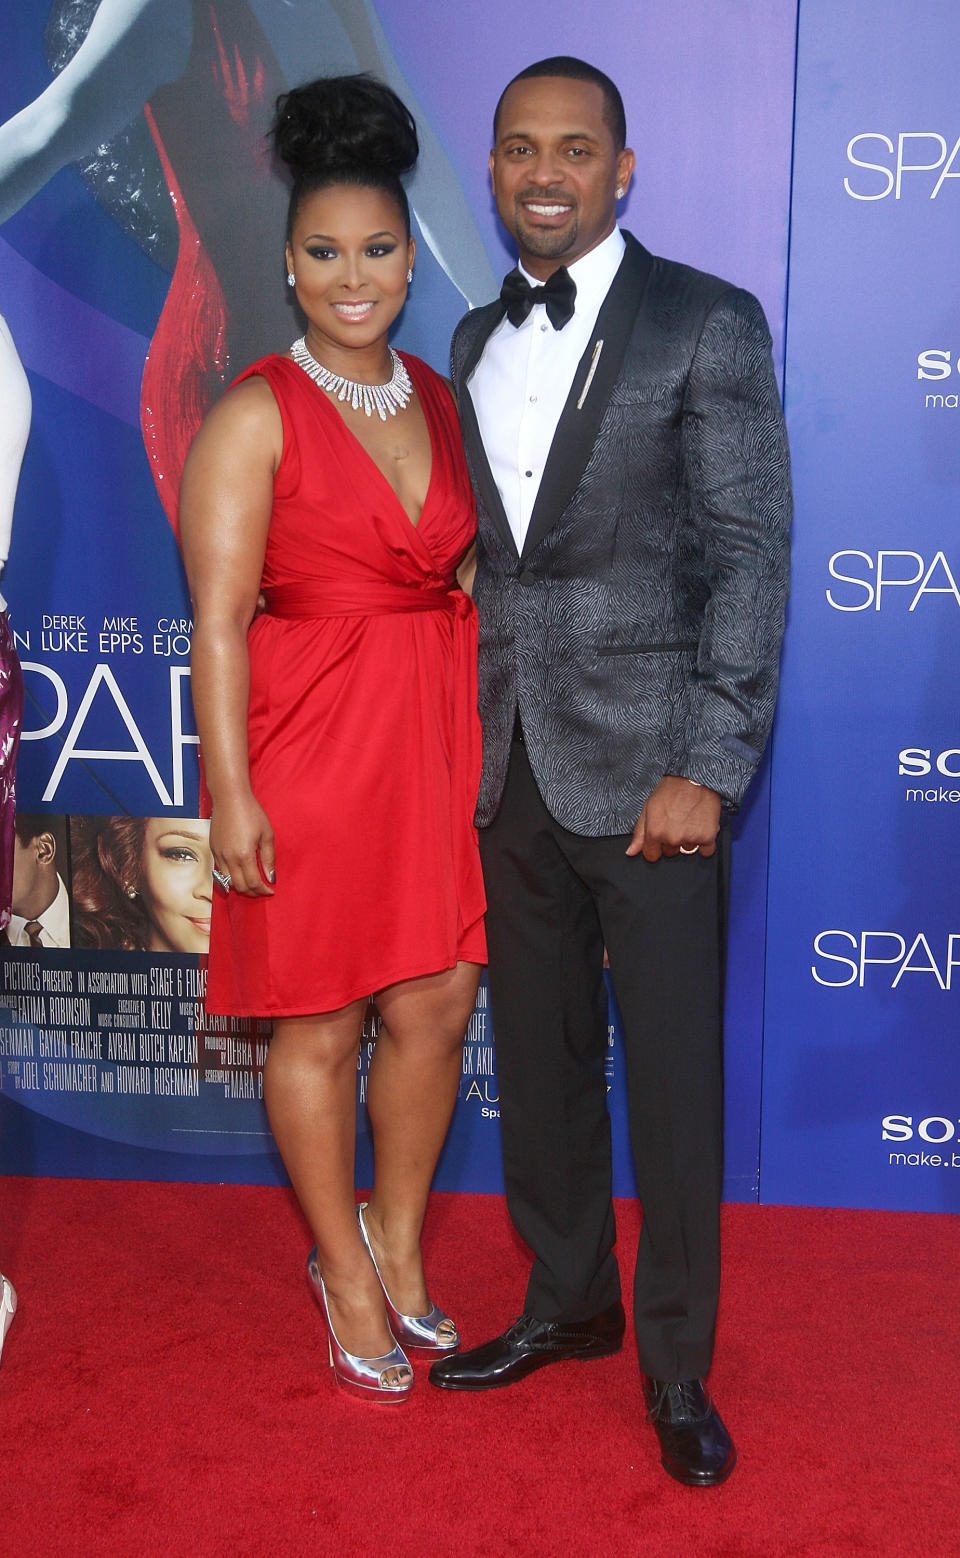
576,339,604,410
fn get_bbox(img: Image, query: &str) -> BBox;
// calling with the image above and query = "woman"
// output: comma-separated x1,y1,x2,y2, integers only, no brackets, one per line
71,815,213,954
179,75,485,1403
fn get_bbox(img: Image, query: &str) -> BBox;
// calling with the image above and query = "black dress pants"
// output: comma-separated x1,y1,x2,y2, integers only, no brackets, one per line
479,738,727,1382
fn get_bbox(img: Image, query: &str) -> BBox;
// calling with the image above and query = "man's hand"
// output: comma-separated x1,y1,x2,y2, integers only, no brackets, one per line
626,776,722,862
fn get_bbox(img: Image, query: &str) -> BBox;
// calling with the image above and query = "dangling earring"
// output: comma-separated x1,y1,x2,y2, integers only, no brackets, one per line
125,885,138,900
287,273,296,288
615,186,625,200
406,268,413,284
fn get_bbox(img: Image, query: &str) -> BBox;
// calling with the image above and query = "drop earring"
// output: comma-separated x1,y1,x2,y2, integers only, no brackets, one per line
406,268,413,284
287,273,296,288
125,885,138,900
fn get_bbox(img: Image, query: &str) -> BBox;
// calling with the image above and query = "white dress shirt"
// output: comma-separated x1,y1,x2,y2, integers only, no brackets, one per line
468,228,626,553
8,876,71,949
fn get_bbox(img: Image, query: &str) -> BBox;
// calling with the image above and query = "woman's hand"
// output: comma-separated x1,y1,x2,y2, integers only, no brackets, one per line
210,792,276,896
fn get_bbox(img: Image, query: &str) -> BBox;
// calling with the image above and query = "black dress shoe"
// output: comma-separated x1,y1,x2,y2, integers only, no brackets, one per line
428,1302,625,1391
643,1377,737,1486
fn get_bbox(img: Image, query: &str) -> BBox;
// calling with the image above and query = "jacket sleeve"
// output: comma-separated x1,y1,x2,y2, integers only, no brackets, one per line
678,287,792,807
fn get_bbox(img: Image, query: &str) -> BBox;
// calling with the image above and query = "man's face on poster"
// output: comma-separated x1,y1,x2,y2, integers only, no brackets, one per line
11,827,57,920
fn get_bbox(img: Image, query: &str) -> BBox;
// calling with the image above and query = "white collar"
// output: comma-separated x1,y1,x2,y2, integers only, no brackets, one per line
8,875,70,948
518,227,626,317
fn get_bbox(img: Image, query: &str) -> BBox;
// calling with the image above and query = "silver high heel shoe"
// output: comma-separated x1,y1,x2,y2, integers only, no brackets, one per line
357,1203,459,1353
0,1275,16,1364
306,1247,413,1402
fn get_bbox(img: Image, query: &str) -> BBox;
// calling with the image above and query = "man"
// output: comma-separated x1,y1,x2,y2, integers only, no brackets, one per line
7,814,71,948
429,58,791,1487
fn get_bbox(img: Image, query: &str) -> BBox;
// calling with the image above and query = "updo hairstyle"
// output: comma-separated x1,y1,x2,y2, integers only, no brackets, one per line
272,74,419,240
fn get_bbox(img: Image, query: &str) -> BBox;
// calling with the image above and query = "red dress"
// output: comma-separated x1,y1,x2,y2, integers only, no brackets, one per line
203,353,487,1015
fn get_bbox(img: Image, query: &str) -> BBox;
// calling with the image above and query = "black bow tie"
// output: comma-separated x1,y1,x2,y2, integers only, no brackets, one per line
500,266,577,330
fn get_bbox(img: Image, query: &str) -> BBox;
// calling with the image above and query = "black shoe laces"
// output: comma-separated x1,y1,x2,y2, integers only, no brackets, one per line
645,1379,711,1424
502,1313,538,1345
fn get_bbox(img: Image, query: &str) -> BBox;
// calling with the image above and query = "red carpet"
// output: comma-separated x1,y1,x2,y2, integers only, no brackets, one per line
2,1179,958,1557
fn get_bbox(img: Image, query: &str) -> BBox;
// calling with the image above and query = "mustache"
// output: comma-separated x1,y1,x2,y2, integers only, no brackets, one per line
516,188,575,204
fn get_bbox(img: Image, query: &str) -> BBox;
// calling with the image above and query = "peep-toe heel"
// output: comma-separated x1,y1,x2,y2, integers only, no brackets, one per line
357,1202,459,1353
306,1247,413,1402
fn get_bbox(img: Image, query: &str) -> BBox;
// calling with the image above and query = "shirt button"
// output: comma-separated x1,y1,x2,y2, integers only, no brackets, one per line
524,470,533,478
540,323,548,332
529,395,538,404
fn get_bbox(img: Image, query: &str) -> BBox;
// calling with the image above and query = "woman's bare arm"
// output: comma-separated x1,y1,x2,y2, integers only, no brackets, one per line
179,377,281,896
0,0,191,223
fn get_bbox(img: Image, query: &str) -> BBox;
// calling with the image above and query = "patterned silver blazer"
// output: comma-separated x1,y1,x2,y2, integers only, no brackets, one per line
454,233,792,834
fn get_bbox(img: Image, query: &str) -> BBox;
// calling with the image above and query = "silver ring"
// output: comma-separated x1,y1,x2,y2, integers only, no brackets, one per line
679,845,699,855
212,867,232,892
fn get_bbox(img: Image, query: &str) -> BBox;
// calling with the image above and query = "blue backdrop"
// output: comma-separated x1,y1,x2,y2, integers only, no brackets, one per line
761,0,960,1210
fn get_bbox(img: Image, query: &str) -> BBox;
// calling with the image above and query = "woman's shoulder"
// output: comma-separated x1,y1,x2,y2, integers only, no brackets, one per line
201,369,282,436
229,352,299,393
183,365,285,473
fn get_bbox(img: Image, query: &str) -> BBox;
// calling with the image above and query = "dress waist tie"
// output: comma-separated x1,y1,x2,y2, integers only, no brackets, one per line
262,580,483,931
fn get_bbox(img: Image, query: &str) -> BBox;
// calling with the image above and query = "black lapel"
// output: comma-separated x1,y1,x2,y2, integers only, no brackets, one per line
520,233,655,561
456,301,518,560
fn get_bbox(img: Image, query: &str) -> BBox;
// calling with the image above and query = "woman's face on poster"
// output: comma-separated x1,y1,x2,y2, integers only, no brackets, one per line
138,819,213,954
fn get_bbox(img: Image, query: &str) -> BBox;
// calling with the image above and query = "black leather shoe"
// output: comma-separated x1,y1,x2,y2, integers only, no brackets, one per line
643,1377,736,1486
428,1303,625,1391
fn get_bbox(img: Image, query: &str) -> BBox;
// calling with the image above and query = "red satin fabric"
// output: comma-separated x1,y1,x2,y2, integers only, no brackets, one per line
203,353,486,1015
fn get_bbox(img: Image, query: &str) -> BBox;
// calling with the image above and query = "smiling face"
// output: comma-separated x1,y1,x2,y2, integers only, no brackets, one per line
490,76,635,278
138,819,213,955
285,183,415,371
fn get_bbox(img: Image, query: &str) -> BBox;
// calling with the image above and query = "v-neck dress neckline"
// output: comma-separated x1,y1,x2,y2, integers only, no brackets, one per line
291,350,438,532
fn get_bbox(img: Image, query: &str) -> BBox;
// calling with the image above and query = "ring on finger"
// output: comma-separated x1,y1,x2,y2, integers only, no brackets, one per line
679,844,699,855
212,867,232,892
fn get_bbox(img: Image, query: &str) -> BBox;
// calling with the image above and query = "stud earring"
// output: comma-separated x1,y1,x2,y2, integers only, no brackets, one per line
615,186,625,199
287,272,296,288
406,268,413,284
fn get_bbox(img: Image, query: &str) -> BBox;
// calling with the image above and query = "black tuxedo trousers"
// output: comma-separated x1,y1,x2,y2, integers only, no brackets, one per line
480,736,728,1383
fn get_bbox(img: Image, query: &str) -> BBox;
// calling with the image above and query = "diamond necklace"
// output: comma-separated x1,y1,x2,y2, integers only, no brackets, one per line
289,336,413,421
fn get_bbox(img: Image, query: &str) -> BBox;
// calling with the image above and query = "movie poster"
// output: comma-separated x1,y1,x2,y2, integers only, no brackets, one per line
1,0,797,1195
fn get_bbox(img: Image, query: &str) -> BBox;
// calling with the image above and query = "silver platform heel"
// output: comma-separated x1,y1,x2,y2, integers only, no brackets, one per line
306,1247,413,1402
357,1202,459,1353
0,1275,16,1364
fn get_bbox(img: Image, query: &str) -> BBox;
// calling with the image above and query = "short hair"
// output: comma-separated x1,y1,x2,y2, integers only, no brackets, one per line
14,812,58,846
493,57,627,152
13,813,69,873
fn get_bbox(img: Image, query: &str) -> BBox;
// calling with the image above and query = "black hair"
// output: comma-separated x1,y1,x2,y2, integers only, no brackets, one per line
13,812,69,875
272,74,419,240
14,812,58,847
493,57,627,152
